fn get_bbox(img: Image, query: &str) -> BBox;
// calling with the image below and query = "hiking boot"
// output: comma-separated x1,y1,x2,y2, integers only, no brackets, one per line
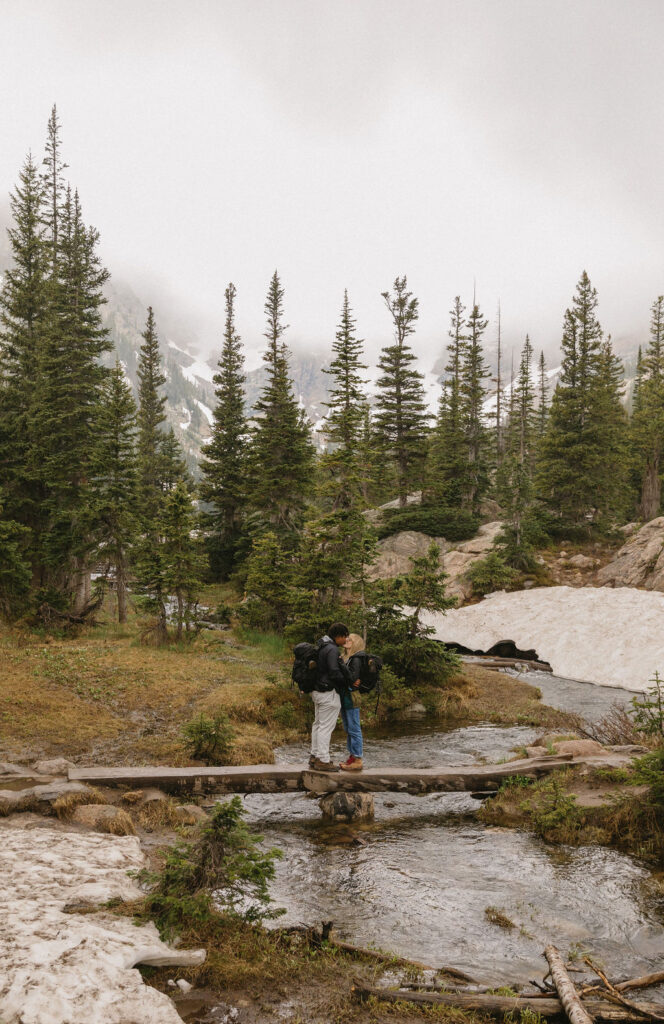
339,755,355,768
340,757,363,771
312,758,340,772
308,755,316,768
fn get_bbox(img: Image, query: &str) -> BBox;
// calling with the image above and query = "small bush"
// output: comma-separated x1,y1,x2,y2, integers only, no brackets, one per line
630,671,664,738
376,504,480,542
143,796,283,939
634,745,664,807
182,711,235,765
467,551,520,596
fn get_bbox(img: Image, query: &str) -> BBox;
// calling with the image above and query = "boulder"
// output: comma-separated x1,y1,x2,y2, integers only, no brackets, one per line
566,554,597,570
175,804,208,824
319,791,375,822
32,757,76,776
597,517,664,590
526,739,604,758
0,781,91,815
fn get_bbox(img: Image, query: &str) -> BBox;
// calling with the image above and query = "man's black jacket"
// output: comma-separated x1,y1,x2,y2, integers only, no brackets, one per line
315,636,351,693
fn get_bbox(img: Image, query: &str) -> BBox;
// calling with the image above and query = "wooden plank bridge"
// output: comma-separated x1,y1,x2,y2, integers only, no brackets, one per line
69,748,633,796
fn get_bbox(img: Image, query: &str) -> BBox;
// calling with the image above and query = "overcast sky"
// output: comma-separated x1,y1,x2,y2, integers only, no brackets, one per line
1,0,663,367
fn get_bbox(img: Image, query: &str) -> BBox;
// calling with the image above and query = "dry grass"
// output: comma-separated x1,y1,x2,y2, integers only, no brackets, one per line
53,787,106,820
135,798,185,831
105,808,136,836
445,664,573,729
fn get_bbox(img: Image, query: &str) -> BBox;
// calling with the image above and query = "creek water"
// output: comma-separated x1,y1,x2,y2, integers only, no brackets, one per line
238,673,663,986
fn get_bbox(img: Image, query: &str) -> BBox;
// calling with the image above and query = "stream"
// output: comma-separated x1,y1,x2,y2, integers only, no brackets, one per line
236,674,663,986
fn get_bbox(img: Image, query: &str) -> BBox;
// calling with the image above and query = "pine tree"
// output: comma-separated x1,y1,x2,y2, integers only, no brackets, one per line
323,289,367,459
0,495,31,621
537,350,549,439
162,480,205,640
375,276,429,504
36,183,111,608
159,428,191,494
93,361,138,622
631,298,664,520
41,105,67,276
242,531,297,632
538,271,627,528
496,336,539,567
136,306,167,523
199,282,247,579
426,297,467,507
248,271,315,541
0,153,49,577
458,301,490,513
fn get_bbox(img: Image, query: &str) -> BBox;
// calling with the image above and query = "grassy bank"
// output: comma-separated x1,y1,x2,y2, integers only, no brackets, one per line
478,761,664,863
0,590,570,767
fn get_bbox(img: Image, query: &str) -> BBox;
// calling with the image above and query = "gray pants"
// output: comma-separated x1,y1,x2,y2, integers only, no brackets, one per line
310,689,341,762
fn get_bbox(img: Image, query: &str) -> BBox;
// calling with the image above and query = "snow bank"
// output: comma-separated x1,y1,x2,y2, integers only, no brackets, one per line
0,825,198,1024
423,585,664,691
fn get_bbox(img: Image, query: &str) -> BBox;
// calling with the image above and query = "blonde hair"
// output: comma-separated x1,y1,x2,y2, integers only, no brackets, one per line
343,633,365,660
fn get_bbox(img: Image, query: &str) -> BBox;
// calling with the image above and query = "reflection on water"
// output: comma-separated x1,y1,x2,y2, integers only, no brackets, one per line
234,674,663,984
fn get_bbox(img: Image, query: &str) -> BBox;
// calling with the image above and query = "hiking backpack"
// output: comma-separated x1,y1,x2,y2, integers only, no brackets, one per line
354,651,384,694
291,641,320,693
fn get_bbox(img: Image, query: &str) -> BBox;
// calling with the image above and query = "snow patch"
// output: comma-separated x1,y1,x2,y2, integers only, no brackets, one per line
196,399,214,425
424,585,664,691
0,824,201,1023
181,359,216,387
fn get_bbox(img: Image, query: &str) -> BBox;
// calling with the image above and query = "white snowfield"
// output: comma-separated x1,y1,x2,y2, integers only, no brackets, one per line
0,825,202,1024
423,585,664,692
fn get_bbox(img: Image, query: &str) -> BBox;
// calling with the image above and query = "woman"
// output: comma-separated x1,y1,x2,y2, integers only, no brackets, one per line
339,632,365,771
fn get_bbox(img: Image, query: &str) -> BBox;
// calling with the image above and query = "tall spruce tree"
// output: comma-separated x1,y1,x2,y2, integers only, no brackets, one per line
93,361,138,622
537,350,549,439
161,480,205,640
136,306,167,522
426,297,467,507
36,182,111,609
0,154,49,579
375,276,429,504
248,271,314,541
458,301,490,514
538,271,627,528
631,298,664,519
199,282,247,579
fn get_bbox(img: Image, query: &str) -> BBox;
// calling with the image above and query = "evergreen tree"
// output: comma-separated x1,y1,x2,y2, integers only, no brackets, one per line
375,276,429,504
136,306,167,523
0,494,31,620
323,289,367,458
537,350,549,439
496,336,539,568
631,298,664,519
162,480,205,640
36,186,111,607
538,272,627,528
0,154,49,578
159,428,191,494
426,297,467,507
199,282,247,579
41,104,67,275
458,301,490,513
93,361,138,622
242,532,297,632
248,271,314,541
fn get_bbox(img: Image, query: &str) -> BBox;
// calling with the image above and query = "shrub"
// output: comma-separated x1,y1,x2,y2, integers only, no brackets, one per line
467,551,520,596
182,711,235,765
143,796,283,939
630,671,664,738
376,504,480,542
634,745,664,807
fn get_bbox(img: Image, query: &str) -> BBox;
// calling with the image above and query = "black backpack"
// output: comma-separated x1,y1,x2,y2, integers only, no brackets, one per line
292,641,320,693
353,651,383,694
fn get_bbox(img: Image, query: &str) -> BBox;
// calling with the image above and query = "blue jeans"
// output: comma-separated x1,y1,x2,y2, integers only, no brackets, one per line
340,706,363,758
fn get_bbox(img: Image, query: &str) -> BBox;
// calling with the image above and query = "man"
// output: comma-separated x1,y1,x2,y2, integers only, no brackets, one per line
309,622,351,772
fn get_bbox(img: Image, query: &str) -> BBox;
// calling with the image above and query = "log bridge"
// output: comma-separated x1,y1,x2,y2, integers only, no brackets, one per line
69,749,633,797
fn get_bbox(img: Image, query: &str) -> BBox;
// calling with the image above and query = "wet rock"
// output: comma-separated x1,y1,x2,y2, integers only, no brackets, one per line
319,791,375,822
526,739,604,758
32,757,76,776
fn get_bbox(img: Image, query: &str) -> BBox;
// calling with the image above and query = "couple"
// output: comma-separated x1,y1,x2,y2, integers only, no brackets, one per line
309,621,365,774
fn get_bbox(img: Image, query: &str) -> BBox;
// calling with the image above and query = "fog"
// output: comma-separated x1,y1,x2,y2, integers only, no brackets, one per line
1,0,663,366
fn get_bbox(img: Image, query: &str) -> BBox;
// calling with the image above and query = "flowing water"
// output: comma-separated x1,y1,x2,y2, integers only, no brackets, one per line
234,674,663,986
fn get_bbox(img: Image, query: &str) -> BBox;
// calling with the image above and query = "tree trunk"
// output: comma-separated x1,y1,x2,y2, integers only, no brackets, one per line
116,550,128,624
640,457,661,521
73,562,92,616
545,945,594,1024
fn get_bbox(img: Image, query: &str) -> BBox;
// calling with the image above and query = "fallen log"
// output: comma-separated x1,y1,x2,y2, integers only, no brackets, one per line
618,973,664,995
545,945,594,1024
351,981,656,1021
583,958,664,1023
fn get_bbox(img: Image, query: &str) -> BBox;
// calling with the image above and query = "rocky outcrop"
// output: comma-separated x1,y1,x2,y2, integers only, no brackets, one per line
371,521,503,603
597,517,664,590
319,791,375,822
